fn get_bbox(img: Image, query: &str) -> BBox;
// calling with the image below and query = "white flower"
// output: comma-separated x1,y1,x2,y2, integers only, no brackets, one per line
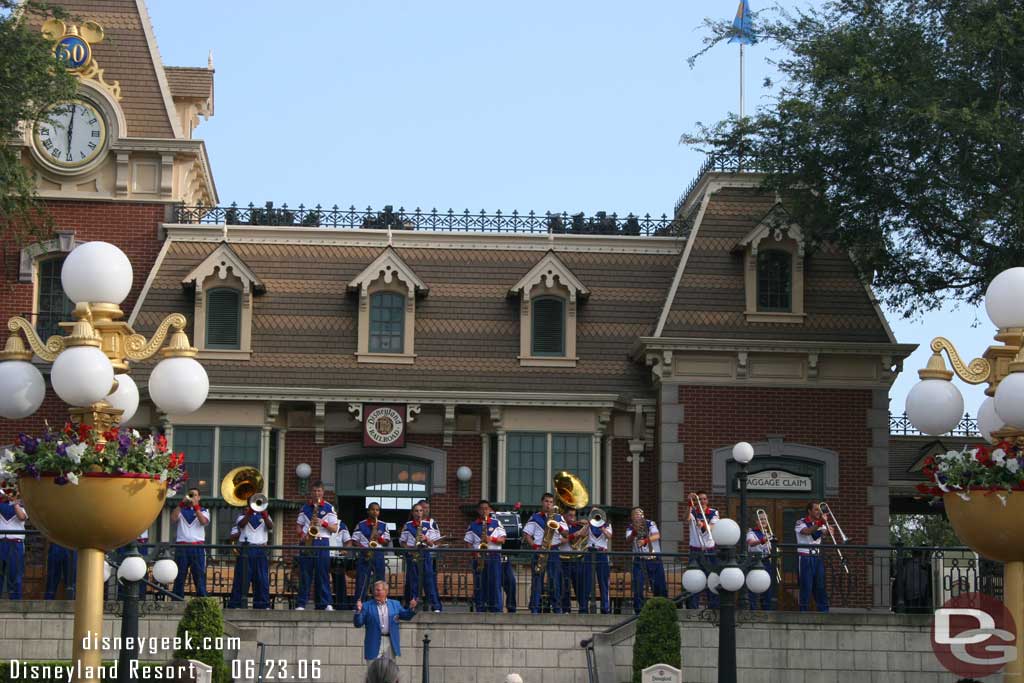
998,493,1009,507
132,429,140,440
941,450,961,461
1007,458,1020,474
993,449,1007,465
159,470,168,482
66,472,79,486
938,479,961,493
957,492,972,502
65,442,87,464
0,449,13,466
144,437,157,458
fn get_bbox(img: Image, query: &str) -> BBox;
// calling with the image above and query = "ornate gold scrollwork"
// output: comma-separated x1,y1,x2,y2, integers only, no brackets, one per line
124,313,187,361
931,337,992,385
7,317,64,362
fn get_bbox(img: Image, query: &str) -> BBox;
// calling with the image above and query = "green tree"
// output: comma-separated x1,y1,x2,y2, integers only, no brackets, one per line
0,1,77,243
890,512,961,547
631,596,681,683
173,597,231,683
683,1,1024,317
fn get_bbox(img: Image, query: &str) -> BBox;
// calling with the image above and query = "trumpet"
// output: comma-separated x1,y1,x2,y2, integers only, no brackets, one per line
688,493,711,551
588,506,606,528
818,501,849,574
755,508,783,584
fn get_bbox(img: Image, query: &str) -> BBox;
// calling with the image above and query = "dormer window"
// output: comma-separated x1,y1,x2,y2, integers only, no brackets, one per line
182,243,264,359
735,204,805,324
348,247,427,364
510,251,588,368
531,296,566,356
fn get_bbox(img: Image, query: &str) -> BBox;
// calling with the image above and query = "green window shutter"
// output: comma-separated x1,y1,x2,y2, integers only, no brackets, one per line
206,288,241,349
531,297,565,356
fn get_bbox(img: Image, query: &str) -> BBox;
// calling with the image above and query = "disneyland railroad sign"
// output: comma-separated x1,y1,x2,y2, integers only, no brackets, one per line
363,404,406,447
736,469,813,492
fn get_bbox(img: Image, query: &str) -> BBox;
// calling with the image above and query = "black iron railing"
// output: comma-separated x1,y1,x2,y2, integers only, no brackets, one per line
172,202,690,238
673,153,767,215
889,412,980,437
6,537,1000,614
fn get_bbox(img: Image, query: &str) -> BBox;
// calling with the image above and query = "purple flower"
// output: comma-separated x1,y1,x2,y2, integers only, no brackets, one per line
25,463,39,479
54,475,68,486
18,434,39,455
118,433,132,455
43,431,55,443
57,443,67,458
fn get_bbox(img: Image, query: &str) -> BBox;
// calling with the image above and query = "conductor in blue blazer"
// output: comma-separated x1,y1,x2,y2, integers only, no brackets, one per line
354,580,417,660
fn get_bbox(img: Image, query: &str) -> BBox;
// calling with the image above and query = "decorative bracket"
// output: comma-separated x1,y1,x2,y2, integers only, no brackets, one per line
807,352,819,379
443,403,456,447
265,401,280,426
5,317,64,362
488,405,504,432
407,404,422,423
596,408,611,437
124,313,188,361
315,402,326,444
923,337,991,384
347,403,363,422
737,351,749,379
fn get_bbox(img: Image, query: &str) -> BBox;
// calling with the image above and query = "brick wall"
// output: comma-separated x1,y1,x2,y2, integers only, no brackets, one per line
0,200,168,443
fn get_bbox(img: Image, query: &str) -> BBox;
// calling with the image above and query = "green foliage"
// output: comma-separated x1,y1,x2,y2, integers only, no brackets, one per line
917,442,1023,497
631,596,681,683
890,513,961,547
684,0,1024,317
0,1,78,249
173,597,231,683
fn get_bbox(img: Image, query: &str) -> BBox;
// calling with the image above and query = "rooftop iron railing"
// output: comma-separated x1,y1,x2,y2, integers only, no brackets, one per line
889,412,980,437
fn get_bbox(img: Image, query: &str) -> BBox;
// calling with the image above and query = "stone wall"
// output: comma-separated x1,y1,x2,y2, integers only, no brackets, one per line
0,603,1002,683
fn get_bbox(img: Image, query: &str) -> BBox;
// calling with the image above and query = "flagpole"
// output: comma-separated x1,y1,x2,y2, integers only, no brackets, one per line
739,42,745,120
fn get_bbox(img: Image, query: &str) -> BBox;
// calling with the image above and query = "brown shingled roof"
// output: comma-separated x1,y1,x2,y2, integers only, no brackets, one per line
164,66,213,101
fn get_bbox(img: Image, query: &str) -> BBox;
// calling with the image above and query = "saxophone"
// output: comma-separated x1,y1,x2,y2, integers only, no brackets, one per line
479,514,490,551
364,517,381,560
533,511,560,573
414,519,425,548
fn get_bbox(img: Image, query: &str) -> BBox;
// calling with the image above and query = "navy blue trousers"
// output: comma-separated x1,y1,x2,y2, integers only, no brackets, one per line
173,545,207,598
580,550,611,614
560,556,583,613
297,541,331,609
632,557,668,613
473,554,502,612
530,553,563,613
44,544,76,600
501,557,517,612
406,551,442,611
355,551,387,601
799,554,829,612
228,545,270,609
0,541,25,600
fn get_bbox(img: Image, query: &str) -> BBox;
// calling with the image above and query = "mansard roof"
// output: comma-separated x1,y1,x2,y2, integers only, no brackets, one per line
509,250,589,302
346,247,428,295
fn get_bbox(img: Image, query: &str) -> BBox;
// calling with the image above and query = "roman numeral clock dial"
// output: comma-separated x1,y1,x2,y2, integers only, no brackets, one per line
33,99,107,169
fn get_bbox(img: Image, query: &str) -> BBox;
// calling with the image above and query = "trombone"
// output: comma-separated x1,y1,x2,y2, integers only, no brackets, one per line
688,493,711,551
755,508,783,584
818,501,850,574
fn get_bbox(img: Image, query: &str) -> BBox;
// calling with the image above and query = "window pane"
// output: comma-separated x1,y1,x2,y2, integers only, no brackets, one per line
487,434,498,502
757,250,792,312
531,297,565,356
36,257,73,341
552,433,592,493
174,427,215,497
369,291,405,353
507,433,548,505
206,288,242,349
219,427,261,487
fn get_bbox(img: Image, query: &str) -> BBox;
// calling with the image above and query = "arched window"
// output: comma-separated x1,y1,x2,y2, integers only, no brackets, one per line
757,250,792,312
36,256,73,340
369,291,405,353
531,296,566,356
205,288,242,349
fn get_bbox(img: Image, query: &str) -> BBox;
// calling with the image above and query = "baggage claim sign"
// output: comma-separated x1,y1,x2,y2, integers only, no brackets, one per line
737,469,813,492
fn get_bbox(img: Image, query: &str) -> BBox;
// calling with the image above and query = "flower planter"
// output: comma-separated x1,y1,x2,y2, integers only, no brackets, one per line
943,490,1024,563
19,473,167,551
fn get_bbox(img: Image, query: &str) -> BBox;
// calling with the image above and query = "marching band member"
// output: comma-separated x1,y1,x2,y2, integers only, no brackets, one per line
295,481,338,610
580,511,613,614
171,487,209,598
795,502,831,612
0,489,27,599
417,499,444,609
626,506,667,613
464,499,505,613
559,508,585,613
746,519,774,611
228,505,273,609
353,502,390,601
44,541,76,600
329,515,352,611
685,491,719,609
524,492,569,614
400,502,443,612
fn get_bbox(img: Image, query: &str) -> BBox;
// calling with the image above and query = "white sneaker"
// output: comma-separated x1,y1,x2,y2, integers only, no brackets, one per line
325,605,334,611
295,606,305,611
433,610,441,613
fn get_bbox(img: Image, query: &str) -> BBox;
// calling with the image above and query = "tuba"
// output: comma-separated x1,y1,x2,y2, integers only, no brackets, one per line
221,466,265,507
533,471,591,572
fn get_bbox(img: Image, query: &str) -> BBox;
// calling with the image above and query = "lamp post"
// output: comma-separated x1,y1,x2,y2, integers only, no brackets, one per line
113,545,179,683
903,266,1024,677
731,442,755,545
0,241,208,683
681,517,770,683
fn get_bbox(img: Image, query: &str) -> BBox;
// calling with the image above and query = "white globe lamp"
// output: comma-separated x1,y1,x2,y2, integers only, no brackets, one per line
295,463,312,480
148,356,209,415
707,572,720,595
117,555,147,583
977,396,1006,444
0,360,45,419
682,568,707,594
103,561,113,582
456,466,472,482
746,568,772,594
995,372,1024,430
50,346,114,407
61,241,133,305
719,566,746,592
906,378,964,435
985,267,1024,330
152,558,178,585
732,442,754,464
711,518,741,547
106,373,139,422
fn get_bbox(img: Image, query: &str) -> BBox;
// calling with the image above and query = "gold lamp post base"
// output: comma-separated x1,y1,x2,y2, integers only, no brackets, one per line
71,549,105,683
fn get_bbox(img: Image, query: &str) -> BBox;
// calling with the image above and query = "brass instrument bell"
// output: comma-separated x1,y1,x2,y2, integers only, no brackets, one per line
249,493,269,513
221,466,265,507
553,471,589,510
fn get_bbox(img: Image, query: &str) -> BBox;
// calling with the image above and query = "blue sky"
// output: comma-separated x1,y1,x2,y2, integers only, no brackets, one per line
147,0,991,422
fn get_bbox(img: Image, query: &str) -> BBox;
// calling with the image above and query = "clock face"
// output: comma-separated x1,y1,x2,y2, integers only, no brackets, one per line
33,100,107,168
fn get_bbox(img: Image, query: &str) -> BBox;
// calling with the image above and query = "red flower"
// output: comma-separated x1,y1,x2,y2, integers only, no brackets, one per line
77,424,92,441
513,502,522,511
975,448,993,467
102,428,119,443
914,483,935,495
156,434,168,453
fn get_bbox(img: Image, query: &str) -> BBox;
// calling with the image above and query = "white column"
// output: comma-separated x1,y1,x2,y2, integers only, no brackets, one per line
480,434,490,501
275,429,287,547
603,435,612,505
496,431,507,502
628,440,645,508
260,426,271,477
591,433,602,505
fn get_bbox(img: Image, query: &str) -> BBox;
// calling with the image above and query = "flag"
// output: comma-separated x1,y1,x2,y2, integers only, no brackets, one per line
728,0,755,45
